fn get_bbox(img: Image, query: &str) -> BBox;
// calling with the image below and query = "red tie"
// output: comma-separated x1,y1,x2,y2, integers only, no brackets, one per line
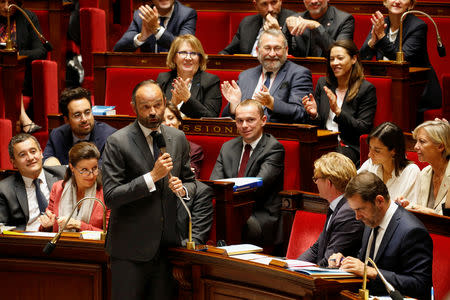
238,144,252,177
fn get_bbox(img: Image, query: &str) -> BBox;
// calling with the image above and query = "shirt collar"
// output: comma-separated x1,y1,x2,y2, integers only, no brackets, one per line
137,121,161,137
73,132,91,145
243,134,263,150
329,194,344,212
22,169,46,188
377,200,398,232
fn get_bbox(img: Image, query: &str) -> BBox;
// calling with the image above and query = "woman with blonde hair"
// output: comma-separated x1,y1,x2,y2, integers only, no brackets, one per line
157,34,222,118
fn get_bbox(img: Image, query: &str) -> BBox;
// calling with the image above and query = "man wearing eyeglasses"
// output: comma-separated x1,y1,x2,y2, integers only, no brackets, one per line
0,134,66,231
221,29,313,124
43,87,116,166
296,152,364,267
113,0,197,53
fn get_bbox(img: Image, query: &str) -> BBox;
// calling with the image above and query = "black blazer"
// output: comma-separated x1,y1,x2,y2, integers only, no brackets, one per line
102,122,196,261
360,14,442,110
220,8,295,55
0,166,66,230
358,205,433,299
157,70,222,118
299,197,364,267
283,6,354,57
308,77,377,155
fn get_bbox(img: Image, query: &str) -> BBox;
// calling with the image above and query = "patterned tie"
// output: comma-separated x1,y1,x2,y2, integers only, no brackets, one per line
238,144,252,177
369,226,380,259
263,72,272,89
150,131,160,161
33,178,47,214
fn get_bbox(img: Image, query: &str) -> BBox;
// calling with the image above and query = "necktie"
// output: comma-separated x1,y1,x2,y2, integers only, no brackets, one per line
325,207,333,231
369,226,380,259
263,72,272,89
159,16,167,28
33,178,47,214
150,131,160,161
238,144,252,177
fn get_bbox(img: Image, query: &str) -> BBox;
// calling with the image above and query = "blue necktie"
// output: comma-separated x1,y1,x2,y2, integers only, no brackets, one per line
263,72,272,89
369,226,380,259
157,17,168,52
33,178,47,214
159,16,167,28
150,131,160,161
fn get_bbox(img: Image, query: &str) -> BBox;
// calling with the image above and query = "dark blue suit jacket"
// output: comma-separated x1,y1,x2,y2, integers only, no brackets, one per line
113,1,197,53
43,121,116,165
222,60,313,123
358,205,433,299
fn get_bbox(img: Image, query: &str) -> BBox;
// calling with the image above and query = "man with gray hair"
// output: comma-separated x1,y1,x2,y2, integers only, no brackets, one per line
221,29,313,124
0,134,66,230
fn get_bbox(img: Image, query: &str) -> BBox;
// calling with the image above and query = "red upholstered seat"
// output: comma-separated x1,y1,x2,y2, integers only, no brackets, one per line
365,77,392,127
279,140,300,190
353,14,372,49
0,118,13,169
104,67,169,115
196,12,230,54
286,210,326,259
228,12,254,43
424,73,450,121
33,11,51,60
431,233,450,300
80,7,107,92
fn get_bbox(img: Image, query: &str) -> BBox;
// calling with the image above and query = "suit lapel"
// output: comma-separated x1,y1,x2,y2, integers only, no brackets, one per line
270,63,287,94
375,207,401,262
230,138,243,177
14,174,29,220
243,66,263,99
359,226,372,261
246,16,263,53
44,170,59,192
245,134,266,176
434,163,450,209
189,72,202,103
130,121,155,170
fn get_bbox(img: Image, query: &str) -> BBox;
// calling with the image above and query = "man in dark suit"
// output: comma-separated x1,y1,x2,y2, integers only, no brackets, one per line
102,80,196,299
0,134,66,231
210,99,285,247
283,0,354,57
329,172,433,300
221,29,313,124
113,0,197,53
299,152,364,267
43,87,116,165
220,0,295,55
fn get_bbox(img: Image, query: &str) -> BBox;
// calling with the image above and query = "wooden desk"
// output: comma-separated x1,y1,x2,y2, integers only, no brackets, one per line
168,247,362,300
0,233,110,300
93,52,428,131
0,51,26,135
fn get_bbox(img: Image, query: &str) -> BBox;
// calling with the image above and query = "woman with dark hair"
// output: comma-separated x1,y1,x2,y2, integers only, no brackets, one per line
359,0,441,115
302,40,377,165
163,102,204,178
157,34,222,118
39,142,110,232
358,122,420,200
0,0,47,133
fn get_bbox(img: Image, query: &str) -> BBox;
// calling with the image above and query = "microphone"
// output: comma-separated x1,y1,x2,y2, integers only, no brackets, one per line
367,257,404,300
43,197,107,255
397,10,446,62
5,4,53,52
153,132,196,250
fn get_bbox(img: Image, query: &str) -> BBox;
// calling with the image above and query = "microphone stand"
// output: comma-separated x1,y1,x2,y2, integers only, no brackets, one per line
43,197,107,255
367,258,404,300
359,256,369,300
5,4,53,52
397,10,446,62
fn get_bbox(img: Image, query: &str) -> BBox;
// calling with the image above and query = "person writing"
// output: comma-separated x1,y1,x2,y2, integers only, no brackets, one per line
39,142,109,232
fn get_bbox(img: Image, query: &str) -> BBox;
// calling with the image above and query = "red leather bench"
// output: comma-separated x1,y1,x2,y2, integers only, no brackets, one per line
0,118,13,170
431,233,450,300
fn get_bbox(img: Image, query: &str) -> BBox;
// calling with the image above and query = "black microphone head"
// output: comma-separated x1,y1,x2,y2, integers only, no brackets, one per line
43,41,53,52
389,290,404,300
154,132,166,148
438,44,446,57
43,241,56,255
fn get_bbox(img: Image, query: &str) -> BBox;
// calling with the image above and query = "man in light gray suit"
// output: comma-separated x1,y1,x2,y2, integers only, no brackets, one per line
210,99,285,248
0,134,66,231
102,80,196,299
221,29,313,124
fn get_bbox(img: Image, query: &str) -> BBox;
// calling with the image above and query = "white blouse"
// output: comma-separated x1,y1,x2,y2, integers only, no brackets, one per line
358,158,420,200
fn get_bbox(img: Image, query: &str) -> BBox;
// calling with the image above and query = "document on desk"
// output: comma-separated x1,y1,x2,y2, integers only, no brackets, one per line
231,253,268,261
214,177,263,192
216,244,263,255
289,266,356,278
23,232,57,237
270,258,315,268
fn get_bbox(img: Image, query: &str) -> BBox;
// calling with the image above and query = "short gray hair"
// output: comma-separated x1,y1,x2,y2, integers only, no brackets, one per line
257,29,288,48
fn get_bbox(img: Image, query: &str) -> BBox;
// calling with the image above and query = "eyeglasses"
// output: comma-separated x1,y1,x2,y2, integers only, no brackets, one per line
312,176,326,184
177,51,199,58
75,166,99,177
71,110,92,121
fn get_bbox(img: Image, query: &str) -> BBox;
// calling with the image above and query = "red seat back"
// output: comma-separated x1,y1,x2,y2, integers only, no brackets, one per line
279,140,300,190
431,233,450,300
286,210,326,259
353,14,372,49
0,119,13,169
104,67,169,115
196,11,230,54
228,12,254,43
365,77,392,127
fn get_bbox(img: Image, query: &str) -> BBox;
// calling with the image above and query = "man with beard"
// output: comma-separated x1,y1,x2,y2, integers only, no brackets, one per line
283,0,354,57
101,80,196,299
0,134,66,230
219,0,295,55
221,29,313,124
43,87,116,165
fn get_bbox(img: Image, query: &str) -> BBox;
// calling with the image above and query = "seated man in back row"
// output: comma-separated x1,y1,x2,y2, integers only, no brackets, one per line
329,171,432,299
220,0,295,55
298,152,364,267
43,87,116,166
210,99,285,249
221,29,313,124
113,0,197,53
